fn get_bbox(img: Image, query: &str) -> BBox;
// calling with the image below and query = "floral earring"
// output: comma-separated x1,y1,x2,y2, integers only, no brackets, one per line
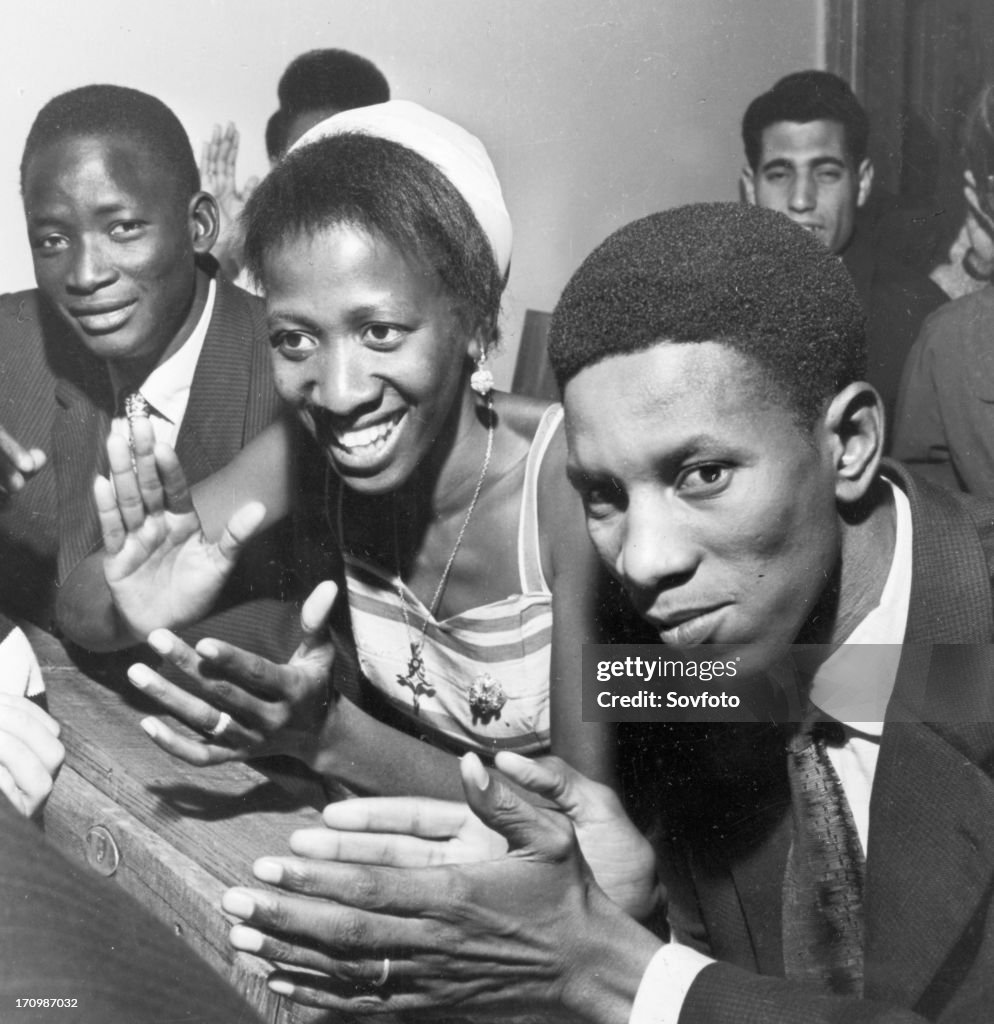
470,350,494,396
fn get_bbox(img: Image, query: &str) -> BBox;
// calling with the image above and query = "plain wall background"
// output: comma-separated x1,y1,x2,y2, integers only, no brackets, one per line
0,0,821,385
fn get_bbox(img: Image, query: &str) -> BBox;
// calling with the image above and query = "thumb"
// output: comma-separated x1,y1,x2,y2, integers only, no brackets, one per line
301,580,337,633
460,753,569,858
215,500,267,564
494,751,582,811
297,580,338,656
495,752,623,830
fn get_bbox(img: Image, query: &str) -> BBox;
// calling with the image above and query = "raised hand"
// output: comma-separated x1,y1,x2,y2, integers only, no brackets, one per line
200,123,259,279
0,423,46,500
131,581,337,768
222,753,662,1017
200,122,260,222
0,695,64,816
95,416,266,638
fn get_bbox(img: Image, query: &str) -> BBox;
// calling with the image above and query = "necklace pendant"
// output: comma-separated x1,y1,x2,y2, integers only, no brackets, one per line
469,673,507,722
397,644,435,716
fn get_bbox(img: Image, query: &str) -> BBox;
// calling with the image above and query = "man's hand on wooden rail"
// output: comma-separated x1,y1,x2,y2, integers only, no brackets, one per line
220,752,665,1018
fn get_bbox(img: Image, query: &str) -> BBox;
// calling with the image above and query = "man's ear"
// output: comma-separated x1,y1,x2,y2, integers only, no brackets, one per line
824,381,884,504
856,157,874,208
741,165,757,205
188,192,220,255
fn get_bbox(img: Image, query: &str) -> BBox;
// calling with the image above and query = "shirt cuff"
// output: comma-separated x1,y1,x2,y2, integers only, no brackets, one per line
0,627,45,698
629,943,714,1024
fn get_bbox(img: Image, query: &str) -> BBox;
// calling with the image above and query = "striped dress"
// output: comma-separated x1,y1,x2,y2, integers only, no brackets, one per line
343,405,562,756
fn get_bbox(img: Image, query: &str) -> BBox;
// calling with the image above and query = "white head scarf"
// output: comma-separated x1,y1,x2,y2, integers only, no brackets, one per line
290,100,512,276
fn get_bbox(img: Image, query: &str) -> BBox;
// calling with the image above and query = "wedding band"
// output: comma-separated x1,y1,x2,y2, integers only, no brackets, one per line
370,958,390,988
207,711,232,738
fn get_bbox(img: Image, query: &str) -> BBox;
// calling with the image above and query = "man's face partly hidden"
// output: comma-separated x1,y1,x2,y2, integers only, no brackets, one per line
743,119,872,255
22,133,203,368
564,341,842,674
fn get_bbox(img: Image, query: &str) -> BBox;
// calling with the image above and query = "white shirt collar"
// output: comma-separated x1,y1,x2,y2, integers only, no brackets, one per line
808,475,913,735
108,275,216,450
138,275,216,427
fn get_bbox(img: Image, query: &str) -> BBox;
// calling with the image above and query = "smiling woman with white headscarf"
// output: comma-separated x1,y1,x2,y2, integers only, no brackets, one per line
59,101,624,804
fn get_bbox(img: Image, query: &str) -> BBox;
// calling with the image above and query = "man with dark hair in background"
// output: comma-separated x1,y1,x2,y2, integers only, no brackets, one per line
204,48,390,280
893,82,994,497
276,48,390,154
0,84,290,657
741,70,946,433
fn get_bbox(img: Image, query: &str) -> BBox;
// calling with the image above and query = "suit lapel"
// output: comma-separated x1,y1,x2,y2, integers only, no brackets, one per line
51,372,113,581
865,718,994,1008
175,274,266,483
892,460,994,644
863,464,994,1007
716,808,791,974
688,724,793,974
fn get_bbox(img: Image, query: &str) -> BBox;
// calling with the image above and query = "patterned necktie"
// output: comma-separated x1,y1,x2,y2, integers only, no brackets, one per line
782,719,866,995
123,390,151,427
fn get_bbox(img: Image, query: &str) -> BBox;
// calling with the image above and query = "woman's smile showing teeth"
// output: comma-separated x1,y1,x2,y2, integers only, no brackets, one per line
332,411,404,454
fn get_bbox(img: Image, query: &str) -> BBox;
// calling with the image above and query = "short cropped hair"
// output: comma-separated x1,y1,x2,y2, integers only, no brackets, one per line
964,83,994,221
548,202,866,428
742,70,869,170
20,84,200,199
243,132,503,345
277,49,390,120
265,109,287,162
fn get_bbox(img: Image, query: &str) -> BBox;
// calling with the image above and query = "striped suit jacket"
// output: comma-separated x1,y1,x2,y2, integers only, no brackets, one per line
648,463,994,1023
0,271,295,656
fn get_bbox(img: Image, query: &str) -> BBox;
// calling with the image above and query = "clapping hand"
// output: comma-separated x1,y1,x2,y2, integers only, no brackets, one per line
95,416,266,640
287,751,660,919
221,753,664,1015
131,581,338,768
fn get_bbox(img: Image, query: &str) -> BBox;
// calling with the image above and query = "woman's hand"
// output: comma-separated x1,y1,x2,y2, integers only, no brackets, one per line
96,416,266,639
130,581,338,768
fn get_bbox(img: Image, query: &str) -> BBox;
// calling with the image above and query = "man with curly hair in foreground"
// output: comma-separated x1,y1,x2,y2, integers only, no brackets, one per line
217,203,994,1024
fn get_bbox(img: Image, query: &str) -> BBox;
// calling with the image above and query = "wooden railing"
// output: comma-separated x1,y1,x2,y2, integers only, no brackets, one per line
31,627,334,1024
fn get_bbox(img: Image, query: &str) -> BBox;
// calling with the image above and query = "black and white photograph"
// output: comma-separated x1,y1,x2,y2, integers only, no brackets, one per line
3,2,994,1022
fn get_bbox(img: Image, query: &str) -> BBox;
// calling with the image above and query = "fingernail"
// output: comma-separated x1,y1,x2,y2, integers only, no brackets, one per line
229,924,264,952
139,718,160,740
197,640,219,660
268,979,293,996
461,752,490,791
221,889,256,919
147,630,171,655
129,665,152,690
253,858,283,884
